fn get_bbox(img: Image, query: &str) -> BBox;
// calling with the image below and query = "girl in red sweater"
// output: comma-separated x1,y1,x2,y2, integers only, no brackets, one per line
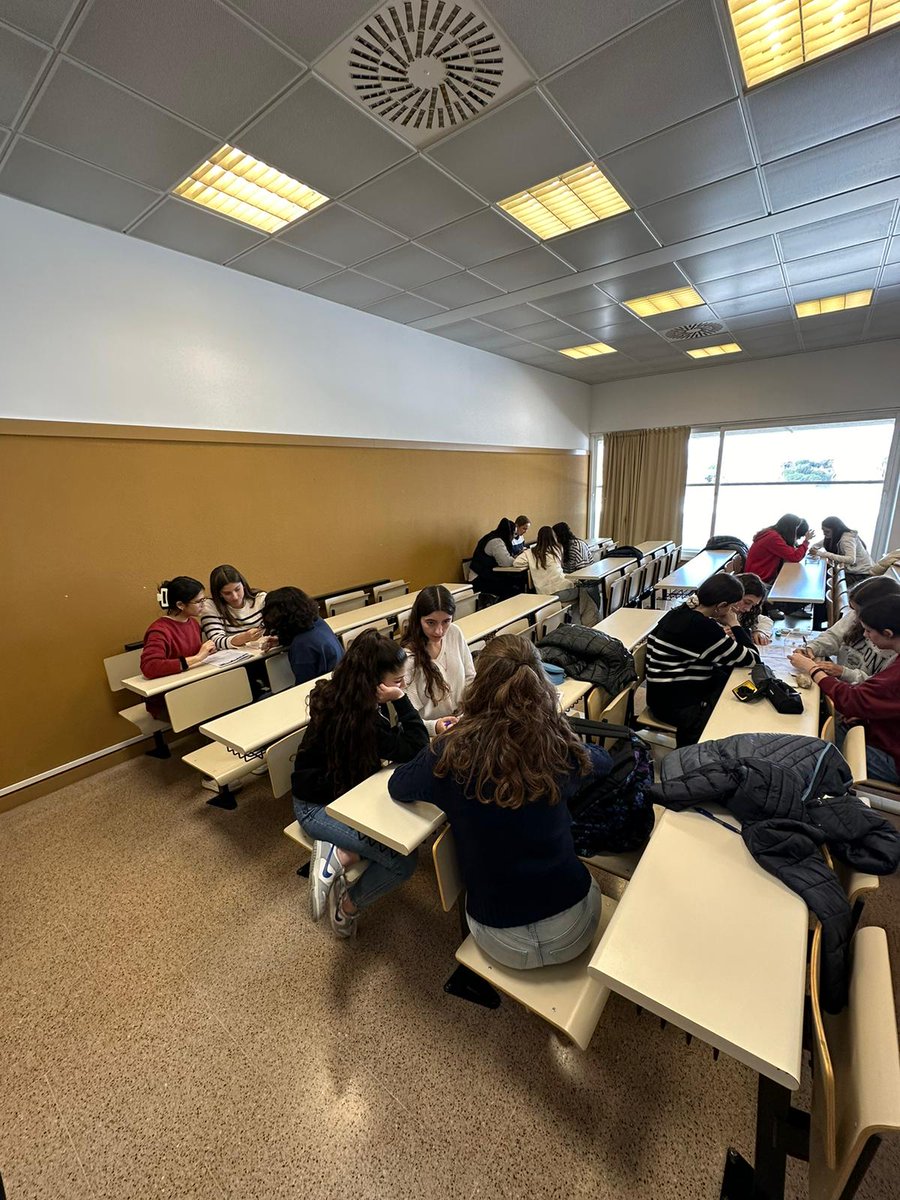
140,576,216,717
745,513,813,585
791,595,900,784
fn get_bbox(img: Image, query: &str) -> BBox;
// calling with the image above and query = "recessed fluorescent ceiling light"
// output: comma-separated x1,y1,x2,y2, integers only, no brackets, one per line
173,145,329,233
558,341,618,358
728,1,900,89
624,287,704,317
498,162,630,240
794,288,873,316
686,342,743,358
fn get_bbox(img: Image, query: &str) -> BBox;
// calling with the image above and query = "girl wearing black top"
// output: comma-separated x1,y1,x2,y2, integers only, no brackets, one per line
470,517,527,599
389,635,612,970
292,629,428,938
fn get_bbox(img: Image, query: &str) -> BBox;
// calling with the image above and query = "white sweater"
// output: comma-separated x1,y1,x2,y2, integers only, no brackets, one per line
807,610,895,683
810,532,873,574
199,591,267,650
512,547,572,594
403,622,475,735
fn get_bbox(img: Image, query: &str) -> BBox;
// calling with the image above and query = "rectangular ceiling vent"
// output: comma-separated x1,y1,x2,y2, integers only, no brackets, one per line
316,0,533,148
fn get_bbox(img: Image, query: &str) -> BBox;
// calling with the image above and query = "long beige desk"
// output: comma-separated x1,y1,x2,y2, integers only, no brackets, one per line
654,549,735,595
700,658,820,742
587,807,808,1089
200,674,327,755
325,583,469,638
454,594,555,643
593,607,663,651
634,540,674,556
768,557,827,604
567,557,634,582
121,644,276,699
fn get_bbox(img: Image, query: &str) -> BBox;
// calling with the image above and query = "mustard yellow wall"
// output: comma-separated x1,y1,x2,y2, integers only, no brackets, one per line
1,424,588,803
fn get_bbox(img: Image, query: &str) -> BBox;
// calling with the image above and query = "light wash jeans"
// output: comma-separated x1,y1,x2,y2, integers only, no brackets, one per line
466,879,601,970
865,745,900,785
294,800,417,911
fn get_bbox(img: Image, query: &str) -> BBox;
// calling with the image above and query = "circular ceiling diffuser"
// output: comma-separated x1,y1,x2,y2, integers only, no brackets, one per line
348,2,504,133
665,322,724,341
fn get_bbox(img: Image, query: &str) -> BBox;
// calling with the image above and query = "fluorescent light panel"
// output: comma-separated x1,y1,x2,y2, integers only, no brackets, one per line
559,341,618,359
499,162,630,240
174,145,329,233
794,288,873,316
686,342,743,358
623,287,704,317
728,1,900,89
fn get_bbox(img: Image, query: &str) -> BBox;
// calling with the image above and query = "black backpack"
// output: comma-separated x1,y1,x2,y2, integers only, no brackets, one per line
566,719,655,857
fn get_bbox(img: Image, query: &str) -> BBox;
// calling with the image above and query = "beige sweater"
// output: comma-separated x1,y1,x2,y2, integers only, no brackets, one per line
403,623,475,735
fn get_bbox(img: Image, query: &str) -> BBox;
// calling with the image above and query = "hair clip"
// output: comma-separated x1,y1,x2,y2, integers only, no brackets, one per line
156,586,169,609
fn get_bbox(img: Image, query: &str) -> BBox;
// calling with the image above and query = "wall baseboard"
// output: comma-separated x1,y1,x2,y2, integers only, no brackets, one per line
0,735,146,799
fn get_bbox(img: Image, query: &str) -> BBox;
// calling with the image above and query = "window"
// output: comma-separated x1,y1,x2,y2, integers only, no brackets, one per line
683,418,897,552
590,435,605,536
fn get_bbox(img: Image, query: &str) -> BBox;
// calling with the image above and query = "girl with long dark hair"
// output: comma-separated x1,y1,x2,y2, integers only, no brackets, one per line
808,516,874,586
291,630,428,938
140,576,215,720
469,517,526,599
734,572,775,646
401,586,474,735
389,635,612,970
262,586,343,684
804,575,899,683
200,564,267,650
744,513,813,584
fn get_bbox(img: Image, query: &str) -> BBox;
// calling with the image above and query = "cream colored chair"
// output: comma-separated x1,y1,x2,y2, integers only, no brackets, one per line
453,588,478,618
341,617,390,650
630,642,677,743
432,826,617,1050
373,580,409,603
498,617,534,641
534,600,563,641
103,647,171,756
604,572,630,616
325,590,368,616
164,668,254,734
265,652,295,694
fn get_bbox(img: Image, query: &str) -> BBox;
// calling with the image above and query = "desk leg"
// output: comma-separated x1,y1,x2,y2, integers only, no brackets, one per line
720,1074,809,1200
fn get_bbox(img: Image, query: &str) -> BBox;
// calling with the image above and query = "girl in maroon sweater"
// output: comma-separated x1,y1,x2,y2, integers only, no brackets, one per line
745,513,813,585
140,576,215,718
791,595,900,784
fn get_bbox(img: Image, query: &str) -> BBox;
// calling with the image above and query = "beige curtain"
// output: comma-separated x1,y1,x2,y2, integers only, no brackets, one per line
601,426,690,545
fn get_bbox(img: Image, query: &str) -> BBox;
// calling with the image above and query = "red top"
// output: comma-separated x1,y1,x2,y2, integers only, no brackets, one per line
817,656,900,773
744,528,809,585
140,617,201,678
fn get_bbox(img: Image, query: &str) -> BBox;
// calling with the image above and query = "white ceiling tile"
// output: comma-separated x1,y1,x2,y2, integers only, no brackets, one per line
867,298,900,337
641,170,767,243
564,309,649,338
640,304,721,331
278,203,404,265
22,60,216,189
694,266,785,302
479,303,549,330
545,0,736,156
303,269,402,307
784,242,886,287
0,24,49,126
427,90,587,202
875,283,900,305
880,262,900,288
66,0,302,135
226,0,375,60
748,30,900,163
0,137,159,229
713,288,791,317
677,236,779,282
230,240,339,288
346,157,483,237
724,308,795,331
0,0,73,43
789,271,879,303
365,292,447,322
550,212,659,271
605,102,754,208
601,264,689,301
466,330,527,352
764,119,900,212
417,208,535,267
414,272,505,306
436,319,503,346
514,318,581,342
130,197,264,262
358,242,457,288
884,237,900,265
241,76,412,198
472,245,574,288
776,203,896,261
532,285,615,318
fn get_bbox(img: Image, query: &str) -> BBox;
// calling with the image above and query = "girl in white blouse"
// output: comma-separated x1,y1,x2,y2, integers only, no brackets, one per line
514,527,600,625
401,586,475,735
808,515,874,585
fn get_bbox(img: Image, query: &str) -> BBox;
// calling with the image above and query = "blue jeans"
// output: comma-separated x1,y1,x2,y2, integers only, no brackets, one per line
466,879,601,970
294,799,417,911
866,745,900,784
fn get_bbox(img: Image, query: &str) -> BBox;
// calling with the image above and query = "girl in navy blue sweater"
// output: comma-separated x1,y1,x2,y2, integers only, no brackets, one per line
389,635,611,970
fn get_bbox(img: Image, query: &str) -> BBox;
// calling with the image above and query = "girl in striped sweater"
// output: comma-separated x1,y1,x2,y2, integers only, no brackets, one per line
199,564,268,651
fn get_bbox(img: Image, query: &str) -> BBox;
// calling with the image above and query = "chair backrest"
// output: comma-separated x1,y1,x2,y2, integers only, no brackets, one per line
164,668,254,733
841,725,867,784
103,648,143,691
325,589,368,616
393,608,413,640
266,728,306,798
606,573,630,615
632,640,647,683
809,926,900,1200
498,617,533,640
265,652,295,694
627,565,647,603
809,921,837,1170
587,685,631,725
341,617,389,650
454,592,478,618
821,715,836,743
432,825,463,912
373,580,409,603
541,609,567,639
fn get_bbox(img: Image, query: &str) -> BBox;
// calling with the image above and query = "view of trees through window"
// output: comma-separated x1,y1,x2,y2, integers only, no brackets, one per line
683,419,895,551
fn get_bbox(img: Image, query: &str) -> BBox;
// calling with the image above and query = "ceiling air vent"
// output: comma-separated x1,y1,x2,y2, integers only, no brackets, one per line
317,0,533,147
665,322,724,341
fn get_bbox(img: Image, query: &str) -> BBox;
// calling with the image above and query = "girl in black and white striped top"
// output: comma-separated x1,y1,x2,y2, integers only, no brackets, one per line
199,564,268,651
646,573,759,746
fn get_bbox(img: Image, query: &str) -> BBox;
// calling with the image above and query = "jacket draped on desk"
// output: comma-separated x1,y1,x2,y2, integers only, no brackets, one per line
538,625,637,697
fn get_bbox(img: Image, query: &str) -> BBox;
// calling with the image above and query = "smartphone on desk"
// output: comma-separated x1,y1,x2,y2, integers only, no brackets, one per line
733,679,757,702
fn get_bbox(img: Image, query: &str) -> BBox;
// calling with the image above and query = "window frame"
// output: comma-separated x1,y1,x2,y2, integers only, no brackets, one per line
588,433,604,537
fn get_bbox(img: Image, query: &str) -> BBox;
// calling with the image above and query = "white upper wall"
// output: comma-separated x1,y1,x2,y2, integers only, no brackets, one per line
591,341,900,432
0,196,590,450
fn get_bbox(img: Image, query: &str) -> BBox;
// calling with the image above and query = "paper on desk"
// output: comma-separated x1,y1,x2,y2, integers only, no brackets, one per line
205,649,252,667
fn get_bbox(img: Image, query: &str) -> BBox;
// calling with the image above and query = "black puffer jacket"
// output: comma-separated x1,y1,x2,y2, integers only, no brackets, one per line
651,735,900,1012
539,625,636,695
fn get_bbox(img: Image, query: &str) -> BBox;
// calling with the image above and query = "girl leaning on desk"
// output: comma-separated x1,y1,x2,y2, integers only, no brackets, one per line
389,635,613,971
401,586,475,736
801,575,899,684
292,629,428,940
140,577,216,718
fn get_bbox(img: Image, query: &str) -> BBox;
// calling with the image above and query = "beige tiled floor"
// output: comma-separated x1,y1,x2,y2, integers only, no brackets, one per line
1,753,897,1199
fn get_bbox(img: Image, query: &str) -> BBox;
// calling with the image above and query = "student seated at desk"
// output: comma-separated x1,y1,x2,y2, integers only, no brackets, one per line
513,526,600,624
645,573,759,746
292,630,428,939
401,586,474,735
744,513,813,585
735,573,775,646
389,635,610,970
802,576,899,684
200,564,267,650
791,595,900,784
261,587,343,684
552,522,593,573
140,577,215,718
470,518,526,599
510,515,531,557
808,515,875,587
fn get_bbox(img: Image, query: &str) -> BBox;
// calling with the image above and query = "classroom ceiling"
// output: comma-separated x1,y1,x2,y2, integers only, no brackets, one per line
2,0,900,384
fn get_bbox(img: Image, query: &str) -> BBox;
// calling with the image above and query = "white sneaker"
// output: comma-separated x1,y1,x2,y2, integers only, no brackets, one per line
328,878,358,940
308,841,344,922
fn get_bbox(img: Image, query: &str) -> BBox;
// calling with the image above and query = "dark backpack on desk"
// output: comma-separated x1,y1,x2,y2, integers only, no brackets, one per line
566,719,655,857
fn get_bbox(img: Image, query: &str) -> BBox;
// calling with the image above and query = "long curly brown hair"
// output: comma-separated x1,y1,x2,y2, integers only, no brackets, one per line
434,635,591,809
307,628,407,797
401,585,456,706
